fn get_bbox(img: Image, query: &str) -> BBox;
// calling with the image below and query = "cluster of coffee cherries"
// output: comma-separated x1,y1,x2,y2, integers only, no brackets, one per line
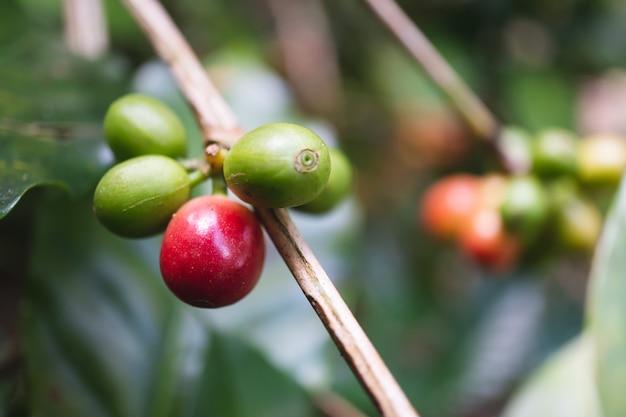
93,94,353,308
419,126,626,272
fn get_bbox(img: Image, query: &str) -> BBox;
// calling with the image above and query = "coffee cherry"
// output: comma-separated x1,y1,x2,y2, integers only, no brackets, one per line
531,128,578,179
419,174,481,240
223,123,331,208
294,148,354,214
553,193,602,253
500,175,550,243
577,133,626,186
103,94,187,161
93,155,191,238
459,208,520,271
159,195,266,308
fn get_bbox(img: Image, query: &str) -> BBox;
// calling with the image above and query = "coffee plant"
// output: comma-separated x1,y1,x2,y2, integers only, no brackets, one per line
2,0,626,416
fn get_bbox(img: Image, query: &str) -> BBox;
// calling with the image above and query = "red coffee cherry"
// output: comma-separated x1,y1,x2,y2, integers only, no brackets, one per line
419,174,481,240
458,208,520,271
159,195,266,308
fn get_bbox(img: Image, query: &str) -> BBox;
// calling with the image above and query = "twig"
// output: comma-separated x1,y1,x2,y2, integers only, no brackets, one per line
121,0,419,415
256,208,419,417
360,0,496,139
63,0,109,59
266,0,344,121
360,0,517,172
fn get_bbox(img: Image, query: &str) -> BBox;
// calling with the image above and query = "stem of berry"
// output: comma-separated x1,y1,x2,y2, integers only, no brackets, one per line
210,175,228,197
121,0,419,415
188,169,209,189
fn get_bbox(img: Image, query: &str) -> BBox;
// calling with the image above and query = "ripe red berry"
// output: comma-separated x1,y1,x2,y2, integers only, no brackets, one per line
458,208,520,271
419,174,480,240
159,195,266,308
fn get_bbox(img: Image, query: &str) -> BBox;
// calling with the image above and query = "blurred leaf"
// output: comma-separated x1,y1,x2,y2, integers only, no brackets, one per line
367,42,445,108
0,131,113,219
23,195,188,417
502,69,576,130
187,333,317,417
587,175,626,417
501,333,601,417
0,20,128,219
16,0,62,27
0,33,128,123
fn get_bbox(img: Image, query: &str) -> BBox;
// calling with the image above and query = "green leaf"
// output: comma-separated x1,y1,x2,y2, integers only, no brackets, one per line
501,333,601,417
0,23,129,219
187,333,318,417
0,131,113,219
587,176,626,417
502,69,576,130
23,195,187,417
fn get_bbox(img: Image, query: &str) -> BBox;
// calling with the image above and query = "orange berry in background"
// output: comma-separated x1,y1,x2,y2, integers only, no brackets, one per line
419,174,481,240
458,208,520,272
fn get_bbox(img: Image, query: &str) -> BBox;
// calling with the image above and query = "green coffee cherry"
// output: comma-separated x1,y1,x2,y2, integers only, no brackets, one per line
577,133,626,186
295,147,353,214
93,155,191,238
500,175,550,243
553,193,602,253
103,94,187,161
531,128,578,179
223,122,331,208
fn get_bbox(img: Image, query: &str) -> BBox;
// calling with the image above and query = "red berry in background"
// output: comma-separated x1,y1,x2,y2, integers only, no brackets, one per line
419,174,481,240
458,208,520,272
160,195,266,308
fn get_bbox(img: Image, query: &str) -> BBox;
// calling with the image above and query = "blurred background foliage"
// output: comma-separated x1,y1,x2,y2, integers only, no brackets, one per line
2,0,626,416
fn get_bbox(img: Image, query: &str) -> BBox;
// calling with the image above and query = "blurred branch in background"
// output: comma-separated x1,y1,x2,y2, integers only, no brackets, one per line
63,0,108,59
266,0,344,123
359,0,521,173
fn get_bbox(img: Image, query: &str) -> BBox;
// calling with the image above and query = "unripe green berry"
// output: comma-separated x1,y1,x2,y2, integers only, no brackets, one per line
223,122,331,208
93,155,191,238
531,128,578,179
295,148,354,214
577,133,626,186
103,94,187,161
500,175,550,243
554,193,602,253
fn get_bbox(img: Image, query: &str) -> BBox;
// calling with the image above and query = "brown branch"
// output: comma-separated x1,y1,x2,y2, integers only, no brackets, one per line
266,0,344,121
121,0,419,415
256,208,419,416
360,0,517,172
63,0,109,59
360,0,496,139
